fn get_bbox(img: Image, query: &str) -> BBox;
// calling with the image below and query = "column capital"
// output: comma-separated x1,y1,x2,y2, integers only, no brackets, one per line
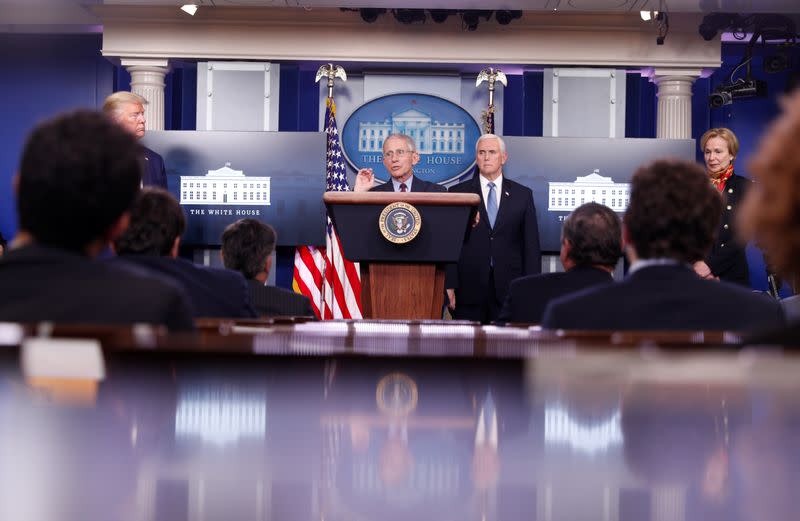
642,67,706,82
123,59,169,131
650,71,698,139
120,57,170,69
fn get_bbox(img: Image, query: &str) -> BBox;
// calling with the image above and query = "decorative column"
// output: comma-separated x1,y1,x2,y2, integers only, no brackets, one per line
120,58,169,131
646,68,702,139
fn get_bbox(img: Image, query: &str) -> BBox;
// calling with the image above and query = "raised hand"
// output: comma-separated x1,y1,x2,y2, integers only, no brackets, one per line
354,168,375,192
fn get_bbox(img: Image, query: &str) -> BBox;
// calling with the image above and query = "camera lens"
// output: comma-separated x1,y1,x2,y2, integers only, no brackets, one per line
708,91,731,108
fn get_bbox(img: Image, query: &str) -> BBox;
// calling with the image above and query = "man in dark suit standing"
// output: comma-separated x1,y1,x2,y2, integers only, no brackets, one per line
354,134,446,193
0,110,194,330
114,188,257,319
221,219,316,318
542,159,784,331
446,134,541,323
103,91,167,188
498,202,620,324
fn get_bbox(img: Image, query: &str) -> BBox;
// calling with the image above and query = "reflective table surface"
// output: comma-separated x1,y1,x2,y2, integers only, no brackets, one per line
0,328,798,521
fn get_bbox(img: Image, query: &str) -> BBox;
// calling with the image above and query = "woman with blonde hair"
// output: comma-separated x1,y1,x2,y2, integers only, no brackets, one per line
693,127,752,286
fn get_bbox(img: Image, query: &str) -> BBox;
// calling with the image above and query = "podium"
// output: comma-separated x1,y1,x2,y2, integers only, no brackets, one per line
324,192,481,319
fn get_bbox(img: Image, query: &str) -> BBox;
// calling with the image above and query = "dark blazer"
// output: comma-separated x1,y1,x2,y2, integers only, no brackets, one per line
116,255,257,319
498,266,613,324
370,176,446,193
446,175,541,307
0,244,194,331
707,174,750,286
248,280,316,318
542,264,784,331
141,146,167,188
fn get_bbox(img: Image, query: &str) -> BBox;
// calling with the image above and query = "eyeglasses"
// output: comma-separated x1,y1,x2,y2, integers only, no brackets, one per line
383,149,412,159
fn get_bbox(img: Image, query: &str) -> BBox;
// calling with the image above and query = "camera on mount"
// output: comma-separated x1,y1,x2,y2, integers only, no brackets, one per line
709,79,768,108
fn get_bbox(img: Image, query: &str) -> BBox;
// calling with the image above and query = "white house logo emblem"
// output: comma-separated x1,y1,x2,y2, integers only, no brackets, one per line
180,163,271,206
358,108,465,155
342,93,482,185
548,170,630,212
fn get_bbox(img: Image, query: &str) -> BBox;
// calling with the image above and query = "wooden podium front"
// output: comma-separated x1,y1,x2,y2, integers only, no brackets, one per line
324,192,480,319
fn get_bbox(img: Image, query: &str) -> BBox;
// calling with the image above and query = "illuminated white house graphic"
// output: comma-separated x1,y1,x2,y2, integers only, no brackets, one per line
548,170,630,212
358,108,465,155
180,163,270,206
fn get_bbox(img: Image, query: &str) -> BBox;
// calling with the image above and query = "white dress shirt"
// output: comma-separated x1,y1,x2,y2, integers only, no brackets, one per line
479,173,503,213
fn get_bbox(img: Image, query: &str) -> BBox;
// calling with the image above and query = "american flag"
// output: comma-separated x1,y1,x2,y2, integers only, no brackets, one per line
292,98,362,319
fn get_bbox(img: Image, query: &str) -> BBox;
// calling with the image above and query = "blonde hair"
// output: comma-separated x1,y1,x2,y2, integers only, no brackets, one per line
102,91,148,119
699,127,740,158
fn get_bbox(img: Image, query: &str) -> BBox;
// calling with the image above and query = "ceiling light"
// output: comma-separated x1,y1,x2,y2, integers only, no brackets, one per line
181,4,198,16
640,10,658,21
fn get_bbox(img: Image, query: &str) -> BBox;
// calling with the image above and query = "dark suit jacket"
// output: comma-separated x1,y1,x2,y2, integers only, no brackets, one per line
707,174,750,286
116,255,257,319
248,280,316,318
446,175,541,306
369,176,446,193
542,264,784,331
142,146,167,188
498,266,613,324
0,244,194,331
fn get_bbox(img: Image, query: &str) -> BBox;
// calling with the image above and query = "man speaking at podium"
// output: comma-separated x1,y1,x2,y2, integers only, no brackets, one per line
354,134,446,193
446,134,541,323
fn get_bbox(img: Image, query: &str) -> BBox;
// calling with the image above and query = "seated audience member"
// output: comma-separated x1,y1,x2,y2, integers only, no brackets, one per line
0,111,193,330
113,188,257,319
221,219,316,318
737,90,800,343
498,202,620,324
541,159,784,331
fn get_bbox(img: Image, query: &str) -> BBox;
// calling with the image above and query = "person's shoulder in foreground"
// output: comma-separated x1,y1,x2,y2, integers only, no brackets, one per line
499,267,613,324
541,265,784,331
248,280,316,318
0,244,193,330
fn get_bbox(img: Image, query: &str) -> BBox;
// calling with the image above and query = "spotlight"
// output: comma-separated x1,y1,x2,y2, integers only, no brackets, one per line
428,10,451,24
393,9,426,24
709,79,768,108
359,8,386,23
180,4,198,16
640,10,658,21
698,13,745,41
495,10,522,25
460,10,492,31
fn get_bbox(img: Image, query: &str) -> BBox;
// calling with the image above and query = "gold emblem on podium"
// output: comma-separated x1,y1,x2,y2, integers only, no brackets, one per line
379,202,422,244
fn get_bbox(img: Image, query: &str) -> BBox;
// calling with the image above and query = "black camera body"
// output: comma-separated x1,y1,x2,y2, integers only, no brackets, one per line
709,79,768,108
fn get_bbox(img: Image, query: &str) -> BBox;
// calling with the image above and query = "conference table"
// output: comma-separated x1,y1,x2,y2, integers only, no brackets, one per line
0,320,797,521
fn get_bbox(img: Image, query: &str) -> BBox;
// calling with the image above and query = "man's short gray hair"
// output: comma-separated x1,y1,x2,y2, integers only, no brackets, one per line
383,133,417,153
475,133,507,154
102,91,148,119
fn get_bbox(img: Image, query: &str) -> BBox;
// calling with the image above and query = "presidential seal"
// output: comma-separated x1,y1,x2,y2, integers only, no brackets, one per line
379,202,422,244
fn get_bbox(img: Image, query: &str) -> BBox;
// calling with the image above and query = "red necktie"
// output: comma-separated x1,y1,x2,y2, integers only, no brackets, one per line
399,183,407,192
